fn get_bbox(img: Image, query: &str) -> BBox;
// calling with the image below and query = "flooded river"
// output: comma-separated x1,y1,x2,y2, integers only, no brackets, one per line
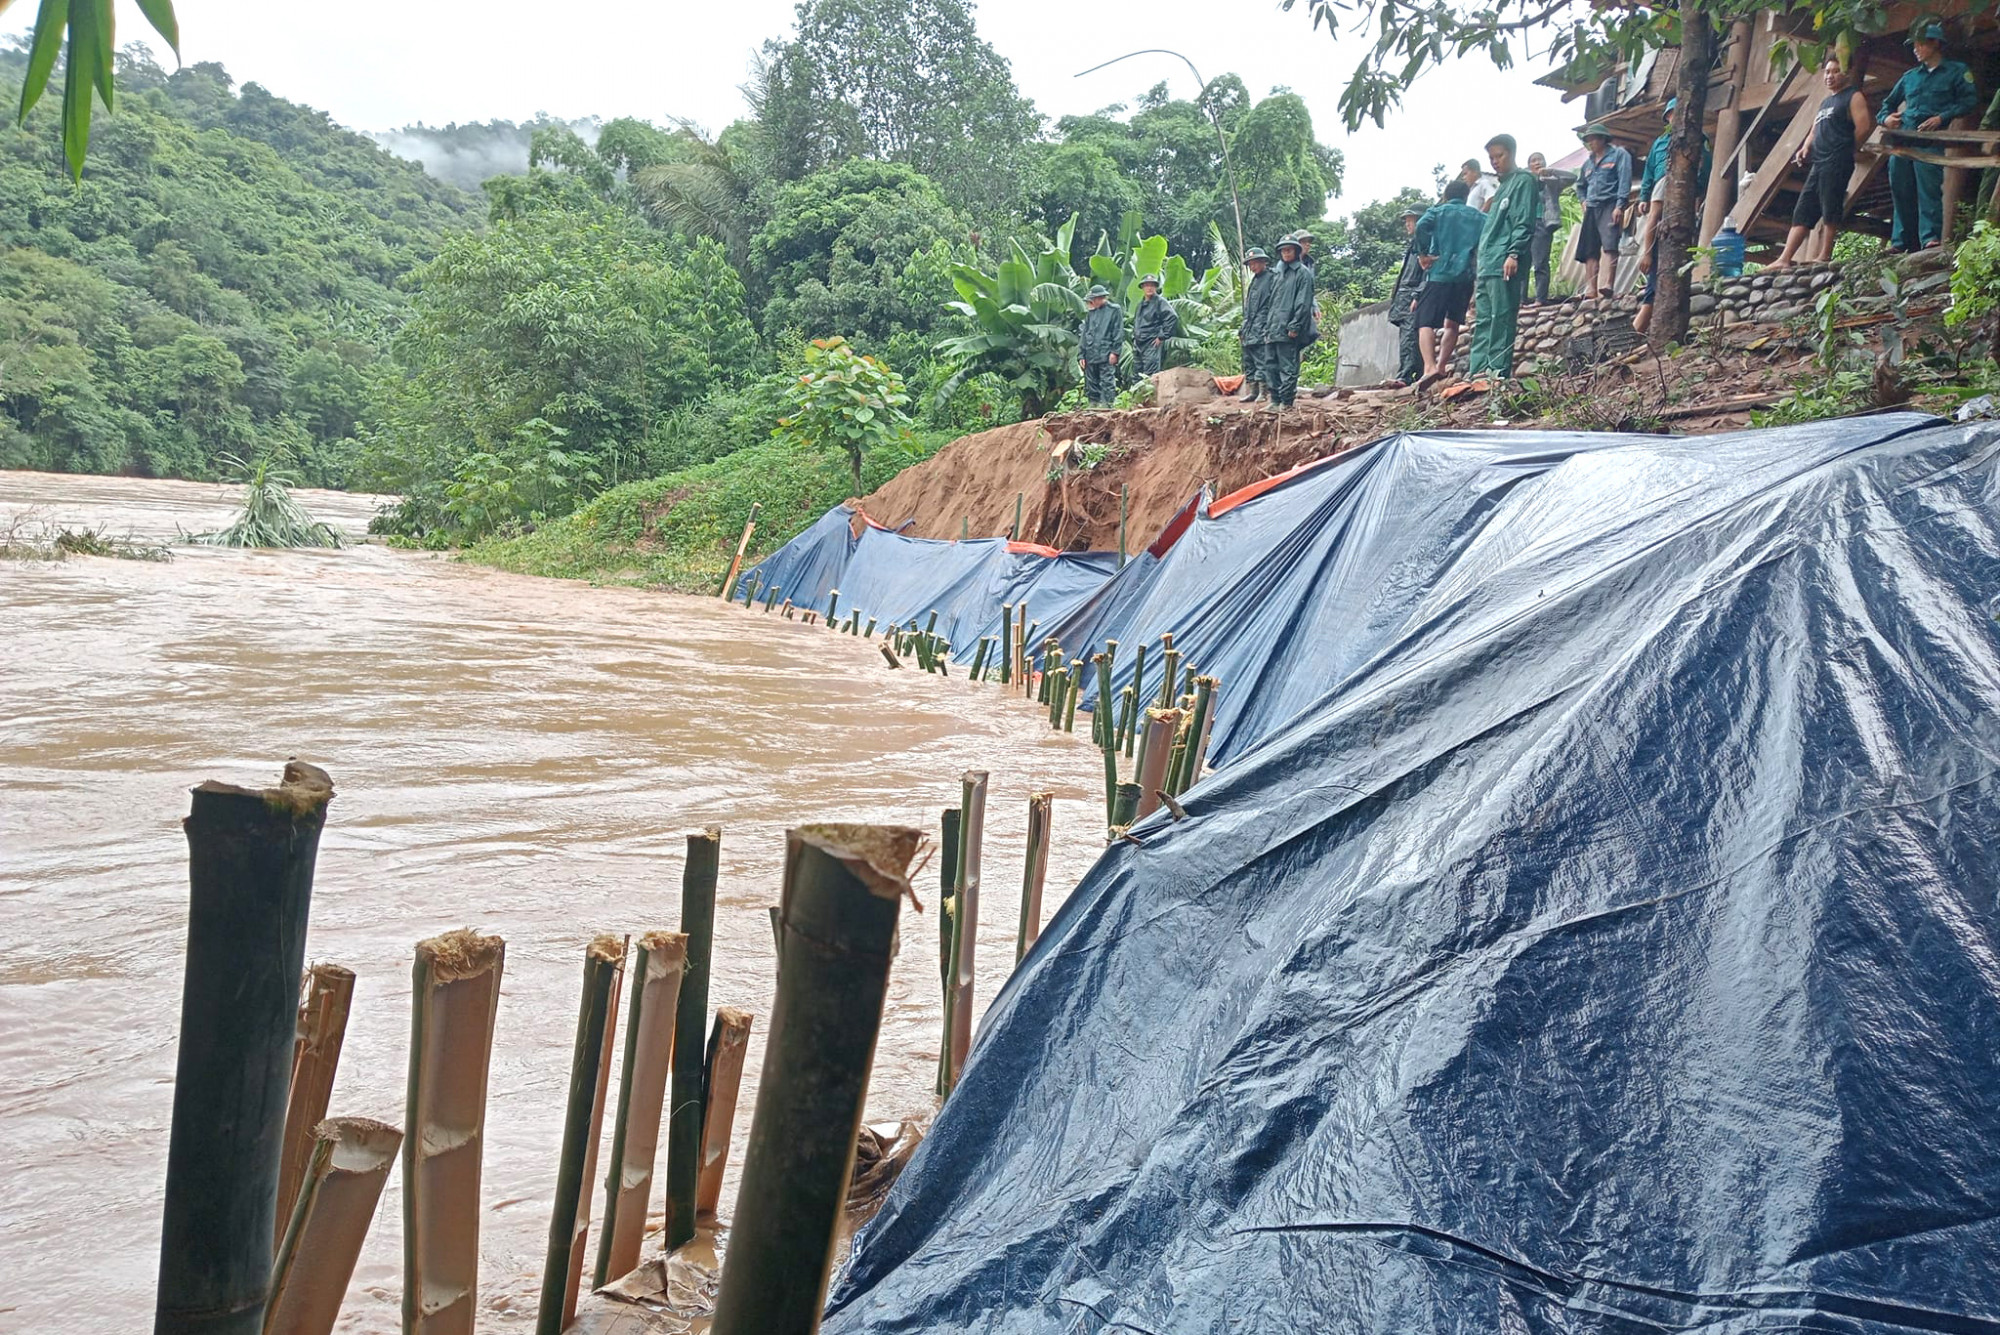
0,471,1114,1331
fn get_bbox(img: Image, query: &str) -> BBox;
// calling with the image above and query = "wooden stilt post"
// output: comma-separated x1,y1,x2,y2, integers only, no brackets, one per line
695,1008,755,1219
595,932,687,1288
264,1117,402,1335
156,761,333,1335
1018,793,1052,961
709,825,916,1335
718,502,761,600
404,929,505,1335
946,773,988,1093
666,829,721,1252
276,963,355,1248
537,936,625,1335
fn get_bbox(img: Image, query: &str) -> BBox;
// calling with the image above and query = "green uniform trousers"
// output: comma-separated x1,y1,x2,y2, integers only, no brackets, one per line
1263,341,1302,406
1133,342,1164,376
1395,318,1423,384
1083,358,1118,407
1468,273,1527,379
1887,154,1944,251
1241,342,1269,387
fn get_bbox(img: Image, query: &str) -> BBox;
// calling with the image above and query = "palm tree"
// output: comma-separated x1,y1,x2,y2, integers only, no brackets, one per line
632,125,759,271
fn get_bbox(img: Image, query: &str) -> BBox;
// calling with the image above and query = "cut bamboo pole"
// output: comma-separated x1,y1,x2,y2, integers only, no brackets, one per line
537,935,625,1335
717,502,761,600
1118,484,1128,568
969,638,989,682
1128,643,1149,751
1013,491,1023,540
665,828,721,1251
276,963,355,1249
934,806,961,1098
1014,604,1029,694
998,604,1013,684
1186,675,1220,783
1134,709,1182,821
1116,685,1138,756
1159,639,1182,711
157,761,333,1335
945,772,988,1093
264,1116,402,1335
1018,793,1052,961
594,932,687,1288
824,590,840,625
879,643,902,670
1063,665,1083,733
1170,675,1218,796
403,929,505,1335
708,824,916,1335
740,575,761,608
1111,781,1141,829
864,617,877,639
1094,655,1118,822
763,584,782,613
695,1008,754,1218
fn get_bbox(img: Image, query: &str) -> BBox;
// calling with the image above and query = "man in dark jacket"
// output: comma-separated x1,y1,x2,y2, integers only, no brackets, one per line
1078,284,1123,407
1131,275,1180,377
1261,237,1317,410
1879,19,1981,252
1238,247,1275,401
1386,207,1426,386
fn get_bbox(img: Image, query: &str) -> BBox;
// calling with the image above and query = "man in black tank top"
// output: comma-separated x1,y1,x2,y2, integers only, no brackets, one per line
1772,58,1873,267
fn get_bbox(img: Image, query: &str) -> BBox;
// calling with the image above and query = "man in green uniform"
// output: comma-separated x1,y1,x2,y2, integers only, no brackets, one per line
1879,19,1982,252
1131,274,1180,377
1078,284,1123,407
1386,207,1426,386
1467,133,1538,385
1237,247,1275,401
1262,237,1317,410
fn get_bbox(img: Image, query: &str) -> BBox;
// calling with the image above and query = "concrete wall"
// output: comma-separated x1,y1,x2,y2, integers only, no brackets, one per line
1335,300,1398,388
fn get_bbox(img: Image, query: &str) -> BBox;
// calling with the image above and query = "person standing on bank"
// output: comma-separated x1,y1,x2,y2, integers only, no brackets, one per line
1262,237,1317,411
1467,133,1538,386
1772,58,1873,268
1879,19,1980,253
1078,284,1123,408
1576,124,1633,300
1461,159,1496,212
1131,274,1180,377
1237,247,1275,401
1412,180,1482,384
1386,206,1427,386
1526,152,1573,304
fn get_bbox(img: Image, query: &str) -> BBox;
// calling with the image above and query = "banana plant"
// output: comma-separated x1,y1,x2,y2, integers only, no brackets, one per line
6,0,180,178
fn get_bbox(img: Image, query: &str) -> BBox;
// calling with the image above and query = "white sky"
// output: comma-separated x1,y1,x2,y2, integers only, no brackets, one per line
3,0,1590,218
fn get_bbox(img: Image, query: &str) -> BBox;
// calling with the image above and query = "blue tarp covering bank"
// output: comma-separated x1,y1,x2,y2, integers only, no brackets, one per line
734,502,858,613
824,414,2000,1333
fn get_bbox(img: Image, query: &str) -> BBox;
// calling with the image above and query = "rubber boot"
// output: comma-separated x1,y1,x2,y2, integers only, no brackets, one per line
1237,380,1264,401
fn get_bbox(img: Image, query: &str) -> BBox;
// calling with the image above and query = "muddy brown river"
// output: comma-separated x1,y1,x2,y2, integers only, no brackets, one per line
0,471,1113,1332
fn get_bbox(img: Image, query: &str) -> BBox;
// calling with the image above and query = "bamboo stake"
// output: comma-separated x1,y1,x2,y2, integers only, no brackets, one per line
934,805,961,1098
1063,665,1083,733
1094,654,1118,821
1118,484,1128,568
717,502,761,600
404,929,505,1335
1018,793,1052,961
157,761,333,1335
969,638,990,682
1116,685,1138,756
537,936,625,1335
695,1008,754,1219
276,963,355,1249
1186,675,1220,783
1171,675,1218,796
763,584,782,613
741,575,761,608
997,604,1013,683
665,828,721,1251
946,772,988,1093
824,590,840,624
264,1117,402,1335
880,644,902,670
595,932,687,1288
864,618,876,639
1013,491,1024,540
1111,781,1141,829
1134,709,1182,821
1014,604,1029,694
709,824,915,1335
1128,643,1149,752
1159,639,1182,711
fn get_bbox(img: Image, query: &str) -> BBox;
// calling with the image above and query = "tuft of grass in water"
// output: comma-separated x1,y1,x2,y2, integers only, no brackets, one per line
189,455,347,549
1,510,171,562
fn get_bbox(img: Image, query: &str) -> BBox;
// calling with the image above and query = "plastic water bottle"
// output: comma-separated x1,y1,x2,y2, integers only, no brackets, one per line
1712,220,1746,277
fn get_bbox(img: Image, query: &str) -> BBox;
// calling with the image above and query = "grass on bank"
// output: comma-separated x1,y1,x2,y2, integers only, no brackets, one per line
465,431,948,592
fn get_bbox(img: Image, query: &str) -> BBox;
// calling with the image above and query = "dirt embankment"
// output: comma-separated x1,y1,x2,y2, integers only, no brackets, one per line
860,332,1828,553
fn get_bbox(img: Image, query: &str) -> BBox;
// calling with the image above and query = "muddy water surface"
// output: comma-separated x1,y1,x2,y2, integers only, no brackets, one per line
0,471,1113,1332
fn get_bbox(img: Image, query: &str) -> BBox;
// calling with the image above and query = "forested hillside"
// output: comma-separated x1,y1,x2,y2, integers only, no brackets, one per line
0,44,478,484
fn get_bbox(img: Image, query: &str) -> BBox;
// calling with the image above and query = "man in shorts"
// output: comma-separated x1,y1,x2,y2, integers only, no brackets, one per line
1412,179,1484,383
1772,58,1872,267
1575,124,1632,300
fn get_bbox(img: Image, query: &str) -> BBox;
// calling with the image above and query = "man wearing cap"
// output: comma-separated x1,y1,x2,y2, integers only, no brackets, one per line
1237,247,1275,401
1386,206,1428,386
1131,274,1180,377
1412,180,1482,383
1879,19,1981,252
1077,284,1124,408
1262,236,1317,410
1632,97,1713,335
1467,133,1538,384
1575,124,1633,300
1525,152,1574,304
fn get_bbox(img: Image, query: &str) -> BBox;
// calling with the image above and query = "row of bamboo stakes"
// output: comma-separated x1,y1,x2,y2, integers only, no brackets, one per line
155,759,916,1335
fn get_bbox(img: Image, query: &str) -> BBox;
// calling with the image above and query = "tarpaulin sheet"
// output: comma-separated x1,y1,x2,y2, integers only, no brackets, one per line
733,503,858,612
826,413,2000,1334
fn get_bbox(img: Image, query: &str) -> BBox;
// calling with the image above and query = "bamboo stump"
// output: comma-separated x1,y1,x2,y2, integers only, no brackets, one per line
695,1008,754,1218
276,962,355,1248
595,932,688,1287
265,1117,402,1335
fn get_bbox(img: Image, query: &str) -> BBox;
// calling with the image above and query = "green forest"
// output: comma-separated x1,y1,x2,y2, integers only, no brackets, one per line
0,0,1434,577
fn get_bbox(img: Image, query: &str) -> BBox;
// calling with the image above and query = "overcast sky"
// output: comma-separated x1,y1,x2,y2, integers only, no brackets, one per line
4,0,1589,217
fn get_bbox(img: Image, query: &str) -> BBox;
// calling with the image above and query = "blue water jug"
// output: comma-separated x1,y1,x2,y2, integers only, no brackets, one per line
1712,221,1745,277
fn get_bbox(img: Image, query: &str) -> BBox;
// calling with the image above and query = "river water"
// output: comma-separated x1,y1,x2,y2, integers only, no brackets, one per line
0,471,1113,1332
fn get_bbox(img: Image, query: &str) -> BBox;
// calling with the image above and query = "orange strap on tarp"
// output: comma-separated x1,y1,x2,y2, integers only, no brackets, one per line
1209,453,1345,517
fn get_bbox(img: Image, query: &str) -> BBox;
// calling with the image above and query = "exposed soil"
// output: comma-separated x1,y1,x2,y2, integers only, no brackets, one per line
858,325,1838,553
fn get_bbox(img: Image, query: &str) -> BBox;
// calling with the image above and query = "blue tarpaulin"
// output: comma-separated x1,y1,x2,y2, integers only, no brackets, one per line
825,413,2000,1333
734,503,859,614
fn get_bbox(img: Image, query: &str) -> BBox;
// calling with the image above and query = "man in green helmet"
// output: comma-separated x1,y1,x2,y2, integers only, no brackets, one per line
1078,284,1124,407
1262,236,1317,410
1879,19,1982,252
1131,274,1180,377
1238,247,1275,401
1466,133,1538,385
1386,206,1426,386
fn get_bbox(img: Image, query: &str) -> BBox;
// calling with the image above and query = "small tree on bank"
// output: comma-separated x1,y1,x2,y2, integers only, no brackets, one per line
776,337,915,496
